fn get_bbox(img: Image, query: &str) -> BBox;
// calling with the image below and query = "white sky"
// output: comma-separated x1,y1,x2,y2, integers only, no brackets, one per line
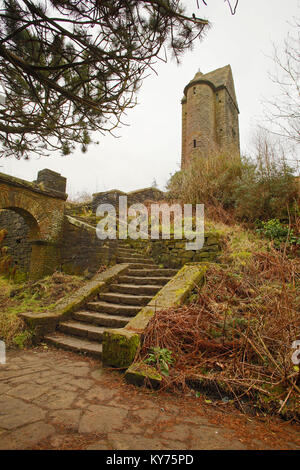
0,0,299,199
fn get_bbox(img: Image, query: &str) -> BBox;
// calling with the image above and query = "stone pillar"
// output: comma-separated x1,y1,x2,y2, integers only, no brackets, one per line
35,169,67,194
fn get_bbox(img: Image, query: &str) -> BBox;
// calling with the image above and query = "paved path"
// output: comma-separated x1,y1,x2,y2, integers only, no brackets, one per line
0,348,299,450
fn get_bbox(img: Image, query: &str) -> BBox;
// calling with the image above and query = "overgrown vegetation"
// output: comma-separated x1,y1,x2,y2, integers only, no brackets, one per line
167,133,299,224
135,225,300,420
143,138,300,420
255,219,300,249
144,346,175,376
0,228,14,277
0,271,84,348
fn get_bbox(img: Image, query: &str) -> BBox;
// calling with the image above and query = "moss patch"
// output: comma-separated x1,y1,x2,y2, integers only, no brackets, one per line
125,362,162,388
102,329,140,368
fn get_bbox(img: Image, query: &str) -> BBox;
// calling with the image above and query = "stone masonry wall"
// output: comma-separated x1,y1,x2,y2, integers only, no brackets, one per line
92,188,165,214
125,231,221,269
61,217,118,276
126,188,165,205
0,209,31,274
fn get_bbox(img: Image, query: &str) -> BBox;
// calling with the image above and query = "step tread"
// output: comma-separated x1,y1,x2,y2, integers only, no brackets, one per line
122,263,158,268
87,301,141,311
60,321,106,334
127,268,178,275
101,292,153,300
45,332,103,355
119,276,172,281
111,283,161,289
117,257,155,263
73,310,129,328
119,274,172,281
74,310,130,322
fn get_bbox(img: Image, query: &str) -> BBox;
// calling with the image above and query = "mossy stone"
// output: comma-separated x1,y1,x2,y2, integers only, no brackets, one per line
102,329,140,368
125,362,162,388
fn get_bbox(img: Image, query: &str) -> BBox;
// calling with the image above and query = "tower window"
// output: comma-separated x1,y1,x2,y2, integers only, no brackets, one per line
193,139,197,148
193,87,196,95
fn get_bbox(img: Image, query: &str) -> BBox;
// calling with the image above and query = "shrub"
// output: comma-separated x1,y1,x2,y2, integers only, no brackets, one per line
255,218,300,248
233,157,298,221
166,151,298,223
166,151,242,208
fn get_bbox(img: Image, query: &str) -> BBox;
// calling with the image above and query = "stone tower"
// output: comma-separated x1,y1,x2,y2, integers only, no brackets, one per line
181,65,240,169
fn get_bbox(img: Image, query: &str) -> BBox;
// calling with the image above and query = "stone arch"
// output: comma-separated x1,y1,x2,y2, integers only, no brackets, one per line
1,206,40,240
0,190,55,241
0,172,66,280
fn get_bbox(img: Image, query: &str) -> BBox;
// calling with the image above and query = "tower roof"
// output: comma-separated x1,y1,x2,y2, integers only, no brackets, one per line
184,64,239,111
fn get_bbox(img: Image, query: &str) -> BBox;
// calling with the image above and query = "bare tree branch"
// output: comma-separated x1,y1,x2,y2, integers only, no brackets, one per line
263,15,300,147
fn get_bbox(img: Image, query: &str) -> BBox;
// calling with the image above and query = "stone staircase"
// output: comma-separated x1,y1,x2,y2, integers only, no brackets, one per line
45,245,177,357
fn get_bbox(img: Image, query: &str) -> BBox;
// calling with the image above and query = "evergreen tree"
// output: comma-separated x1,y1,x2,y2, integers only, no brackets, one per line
0,0,212,159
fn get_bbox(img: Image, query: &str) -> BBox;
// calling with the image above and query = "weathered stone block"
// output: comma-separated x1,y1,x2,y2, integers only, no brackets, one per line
125,362,162,388
102,329,140,368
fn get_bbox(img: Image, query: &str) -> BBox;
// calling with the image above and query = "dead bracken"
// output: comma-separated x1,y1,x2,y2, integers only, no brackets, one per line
136,249,300,421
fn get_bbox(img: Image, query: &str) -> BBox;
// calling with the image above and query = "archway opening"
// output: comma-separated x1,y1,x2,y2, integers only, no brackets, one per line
0,207,40,281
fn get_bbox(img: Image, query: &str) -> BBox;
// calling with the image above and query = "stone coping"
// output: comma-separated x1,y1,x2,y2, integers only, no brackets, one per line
92,189,126,197
92,187,165,198
21,264,129,338
102,263,208,369
0,172,67,201
126,187,165,196
66,215,96,233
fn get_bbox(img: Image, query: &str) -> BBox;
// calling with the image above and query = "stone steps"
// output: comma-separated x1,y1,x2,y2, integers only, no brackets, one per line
110,283,161,296
45,332,103,357
116,256,155,265
118,262,156,269
116,249,137,255
116,252,148,259
45,244,178,357
58,321,106,341
99,292,153,306
86,300,141,316
127,268,178,277
73,310,129,328
119,275,172,286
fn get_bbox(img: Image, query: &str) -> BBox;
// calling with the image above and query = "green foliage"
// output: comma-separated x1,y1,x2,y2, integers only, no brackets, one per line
255,218,300,247
167,147,298,222
233,157,298,221
12,330,32,349
0,229,15,277
144,346,174,376
0,271,84,347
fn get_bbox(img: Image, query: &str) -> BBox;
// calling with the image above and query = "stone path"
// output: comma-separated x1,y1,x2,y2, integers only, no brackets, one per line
0,347,299,450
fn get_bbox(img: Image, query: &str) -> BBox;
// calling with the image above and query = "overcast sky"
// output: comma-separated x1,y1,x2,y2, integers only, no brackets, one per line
0,0,299,199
